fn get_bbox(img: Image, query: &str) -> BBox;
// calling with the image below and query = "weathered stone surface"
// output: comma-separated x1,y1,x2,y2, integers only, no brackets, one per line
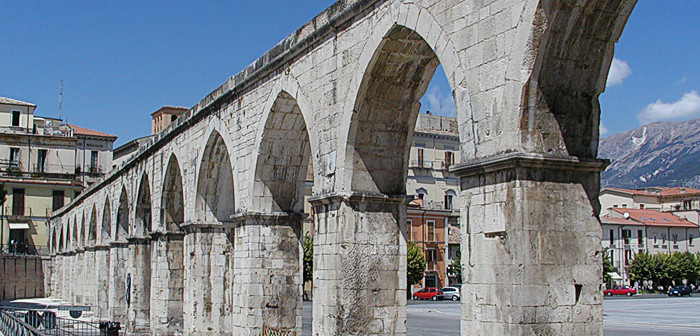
45,0,636,335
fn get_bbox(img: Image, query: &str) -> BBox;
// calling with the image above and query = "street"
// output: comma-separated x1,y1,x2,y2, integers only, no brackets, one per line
301,295,700,335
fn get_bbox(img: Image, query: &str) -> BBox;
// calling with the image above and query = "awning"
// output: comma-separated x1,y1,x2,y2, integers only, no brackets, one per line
9,223,30,230
607,272,623,280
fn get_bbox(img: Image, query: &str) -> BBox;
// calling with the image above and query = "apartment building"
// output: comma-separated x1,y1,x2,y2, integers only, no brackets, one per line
600,187,700,217
406,112,462,289
0,97,116,253
601,208,700,286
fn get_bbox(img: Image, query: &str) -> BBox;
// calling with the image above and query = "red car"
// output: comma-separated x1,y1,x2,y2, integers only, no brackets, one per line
604,286,637,296
413,287,442,300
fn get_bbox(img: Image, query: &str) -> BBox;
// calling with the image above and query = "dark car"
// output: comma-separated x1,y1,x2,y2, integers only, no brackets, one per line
668,285,693,297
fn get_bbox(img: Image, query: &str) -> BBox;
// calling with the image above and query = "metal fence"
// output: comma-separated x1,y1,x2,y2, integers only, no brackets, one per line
0,307,117,336
262,324,296,336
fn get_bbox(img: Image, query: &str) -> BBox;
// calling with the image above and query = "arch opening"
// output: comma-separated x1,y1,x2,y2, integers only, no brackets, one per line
116,187,129,241
101,198,112,244
255,91,312,213
88,205,97,246
135,174,152,236
348,25,441,195
162,155,185,230
196,131,235,223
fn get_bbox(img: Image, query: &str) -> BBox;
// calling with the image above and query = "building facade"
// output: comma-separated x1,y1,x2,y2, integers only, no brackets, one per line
601,208,700,286
0,97,115,254
406,113,462,289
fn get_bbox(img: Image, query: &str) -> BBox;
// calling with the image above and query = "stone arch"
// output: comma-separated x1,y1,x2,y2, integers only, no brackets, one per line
88,204,97,246
158,153,186,333
346,24,444,195
336,4,471,189
135,173,152,236
162,154,185,231
101,197,112,243
116,186,129,241
195,130,235,223
253,90,312,213
517,1,636,159
73,215,79,249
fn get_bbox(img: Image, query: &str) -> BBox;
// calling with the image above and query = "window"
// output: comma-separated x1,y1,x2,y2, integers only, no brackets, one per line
622,204,627,208
637,230,643,245
613,204,618,208
417,148,424,167
609,229,614,245
639,204,644,209
624,249,631,266
622,229,631,244
37,149,47,173
653,235,657,244
444,151,454,169
690,235,695,246
426,220,435,241
444,190,455,210
12,188,24,216
90,151,98,172
662,234,666,244
11,110,20,127
9,147,19,165
683,200,692,210
52,190,65,211
673,234,678,244
407,219,413,241
171,115,177,122
427,248,436,263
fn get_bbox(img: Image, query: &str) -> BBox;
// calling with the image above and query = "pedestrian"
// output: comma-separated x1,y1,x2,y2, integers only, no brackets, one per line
10,239,16,254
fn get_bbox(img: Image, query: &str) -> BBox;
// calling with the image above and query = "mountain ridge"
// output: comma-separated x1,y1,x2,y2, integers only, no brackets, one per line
598,118,700,189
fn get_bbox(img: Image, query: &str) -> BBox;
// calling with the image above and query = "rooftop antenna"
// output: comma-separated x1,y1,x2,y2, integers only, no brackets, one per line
58,79,63,121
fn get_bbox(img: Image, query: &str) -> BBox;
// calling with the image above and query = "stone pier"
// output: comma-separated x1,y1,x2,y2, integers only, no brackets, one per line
310,193,410,336
230,212,303,336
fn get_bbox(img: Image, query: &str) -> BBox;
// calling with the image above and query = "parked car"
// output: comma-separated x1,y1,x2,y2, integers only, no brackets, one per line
668,285,693,297
413,287,442,300
604,286,637,296
437,287,460,301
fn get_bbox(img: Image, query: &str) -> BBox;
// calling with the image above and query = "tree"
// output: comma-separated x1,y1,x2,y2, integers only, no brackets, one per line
302,234,313,285
628,251,657,284
448,249,462,283
407,241,426,288
602,248,614,285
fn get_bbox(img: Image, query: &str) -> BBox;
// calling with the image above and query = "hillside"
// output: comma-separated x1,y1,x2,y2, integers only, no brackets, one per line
599,118,700,189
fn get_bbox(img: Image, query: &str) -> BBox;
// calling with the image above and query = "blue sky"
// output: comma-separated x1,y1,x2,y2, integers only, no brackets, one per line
0,1,698,145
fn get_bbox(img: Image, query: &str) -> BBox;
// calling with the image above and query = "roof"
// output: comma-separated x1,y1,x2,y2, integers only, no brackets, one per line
608,208,698,228
66,124,117,139
604,187,700,198
150,106,188,117
0,97,36,107
600,217,643,226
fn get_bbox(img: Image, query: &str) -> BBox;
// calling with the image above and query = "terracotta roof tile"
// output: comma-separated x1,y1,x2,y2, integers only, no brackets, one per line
67,124,117,139
609,208,698,228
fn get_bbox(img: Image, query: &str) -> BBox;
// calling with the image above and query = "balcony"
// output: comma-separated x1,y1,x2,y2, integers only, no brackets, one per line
409,160,432,169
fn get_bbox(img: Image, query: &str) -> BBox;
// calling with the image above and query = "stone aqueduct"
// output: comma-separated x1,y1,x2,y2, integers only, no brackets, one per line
47,0,636,335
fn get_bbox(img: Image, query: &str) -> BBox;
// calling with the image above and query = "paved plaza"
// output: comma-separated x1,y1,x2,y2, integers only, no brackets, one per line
301,296,700,335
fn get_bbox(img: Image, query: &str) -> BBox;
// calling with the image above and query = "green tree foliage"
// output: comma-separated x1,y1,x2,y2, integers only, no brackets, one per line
602,248,614,284
629,251,700,286
407,241,426,287
303,234,313,285
449,249,462,283
628,251,656,283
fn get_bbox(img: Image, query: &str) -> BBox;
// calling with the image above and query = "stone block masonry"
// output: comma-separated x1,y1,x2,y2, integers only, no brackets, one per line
46,0,636,335
0,255,46,301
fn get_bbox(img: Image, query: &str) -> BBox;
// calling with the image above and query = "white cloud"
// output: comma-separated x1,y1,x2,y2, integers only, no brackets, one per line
599,123,609,136
425,85,456,117
638,91,700,124
606,58,631,87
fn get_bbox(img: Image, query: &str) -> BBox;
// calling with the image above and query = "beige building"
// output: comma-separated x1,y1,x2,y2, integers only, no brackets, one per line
151,106,187,134
600,187,700,214
0,97,115,254
601,208,699,286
